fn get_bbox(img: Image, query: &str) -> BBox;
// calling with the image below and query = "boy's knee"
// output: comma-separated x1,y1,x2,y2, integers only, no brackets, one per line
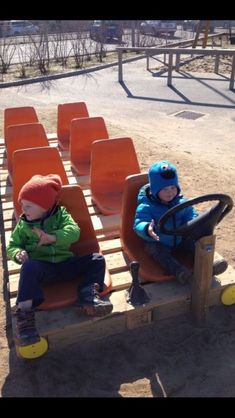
21,259,41,275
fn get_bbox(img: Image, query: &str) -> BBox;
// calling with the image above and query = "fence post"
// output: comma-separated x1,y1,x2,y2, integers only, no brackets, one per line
167,53,173,86
118,49,123,82
229,54,235,90
175,53,180,71
214,53,220,74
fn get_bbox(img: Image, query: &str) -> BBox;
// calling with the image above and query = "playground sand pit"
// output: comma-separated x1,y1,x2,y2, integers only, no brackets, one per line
0,56,235,397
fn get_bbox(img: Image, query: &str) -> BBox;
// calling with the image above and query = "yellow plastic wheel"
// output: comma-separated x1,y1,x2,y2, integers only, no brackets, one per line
221,284,235,306
17,337,48,359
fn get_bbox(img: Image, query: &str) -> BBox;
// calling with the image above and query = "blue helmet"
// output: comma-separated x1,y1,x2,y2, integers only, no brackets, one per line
148,160,180,197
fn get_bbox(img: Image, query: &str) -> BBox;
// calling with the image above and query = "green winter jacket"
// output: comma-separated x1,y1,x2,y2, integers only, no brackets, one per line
7,205,80,264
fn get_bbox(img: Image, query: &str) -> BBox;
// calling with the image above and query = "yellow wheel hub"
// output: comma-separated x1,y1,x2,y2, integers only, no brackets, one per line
17,337,48,359
221,284,235,306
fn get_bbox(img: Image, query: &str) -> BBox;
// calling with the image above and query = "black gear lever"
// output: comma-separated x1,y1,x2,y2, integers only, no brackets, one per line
126,261,149,306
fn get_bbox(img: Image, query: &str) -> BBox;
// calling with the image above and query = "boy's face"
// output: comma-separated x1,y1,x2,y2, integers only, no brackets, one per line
21,199,47,221
158,185,178,203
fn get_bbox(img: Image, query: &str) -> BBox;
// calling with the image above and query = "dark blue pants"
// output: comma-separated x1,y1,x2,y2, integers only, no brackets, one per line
145,237,195,276
16,253,105,308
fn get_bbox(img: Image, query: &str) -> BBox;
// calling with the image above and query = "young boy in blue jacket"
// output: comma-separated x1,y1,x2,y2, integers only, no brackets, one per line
134,160,227,284
7,174,113,346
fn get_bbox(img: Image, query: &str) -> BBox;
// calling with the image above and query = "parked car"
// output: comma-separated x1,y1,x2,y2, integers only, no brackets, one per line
182,20,197,31
90,20,123,43
140,20,177,37
7,20,39,36
182,20,215,33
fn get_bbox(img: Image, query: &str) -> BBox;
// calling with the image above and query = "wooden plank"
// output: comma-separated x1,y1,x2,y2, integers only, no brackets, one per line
97,230,120,241
82,188,91,197
88,205,99,215
111,270,132,290
0,171,9,182
2,209,14,223
4,219,16,231
5,230,12,246
126,308,152,329
47,133,57,140
191,235,216,322
0,185,12,197
105,251,129,273
8,260,20,274
85,195,93,206
91,213,120,234
99,238,122,254
2,200,13,210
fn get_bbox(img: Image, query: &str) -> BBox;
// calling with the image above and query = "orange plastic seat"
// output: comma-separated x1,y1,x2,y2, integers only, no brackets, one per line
4,106,39,140
38,184,112,310
6,123,49,182
70,116,109,176
90,137,141,215
12,146,69,220
120,173,193,283
57,102,89,150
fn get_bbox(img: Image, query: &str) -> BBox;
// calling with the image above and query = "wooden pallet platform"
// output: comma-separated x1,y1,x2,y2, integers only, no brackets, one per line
1,134,235,352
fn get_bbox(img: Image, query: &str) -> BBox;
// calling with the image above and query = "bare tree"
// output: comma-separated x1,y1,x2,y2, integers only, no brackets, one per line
0,37,16,75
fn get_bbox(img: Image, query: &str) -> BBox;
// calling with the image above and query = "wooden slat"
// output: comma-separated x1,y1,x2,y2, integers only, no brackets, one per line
105,251,129,273
2,200,13,210
2,207,14,222
91,213,120,234
97,230,120,241
111,270,132,290
4,219,16,231
99,238,122,254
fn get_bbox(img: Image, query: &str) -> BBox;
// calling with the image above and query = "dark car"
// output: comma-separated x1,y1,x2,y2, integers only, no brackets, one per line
90,20,123,43
140,20,177,37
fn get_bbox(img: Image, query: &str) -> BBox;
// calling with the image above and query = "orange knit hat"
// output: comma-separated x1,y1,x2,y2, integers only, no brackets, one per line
18,174,62,210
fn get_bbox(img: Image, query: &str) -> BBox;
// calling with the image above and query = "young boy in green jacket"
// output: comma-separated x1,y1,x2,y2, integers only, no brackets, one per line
7,174,112,346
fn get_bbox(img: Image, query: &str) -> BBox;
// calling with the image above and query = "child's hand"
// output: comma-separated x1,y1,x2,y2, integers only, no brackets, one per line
32,227,56,246
16,250,29,264
148,219,160,241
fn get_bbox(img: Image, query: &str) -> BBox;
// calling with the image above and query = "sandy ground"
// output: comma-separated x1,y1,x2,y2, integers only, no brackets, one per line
0,56,235,397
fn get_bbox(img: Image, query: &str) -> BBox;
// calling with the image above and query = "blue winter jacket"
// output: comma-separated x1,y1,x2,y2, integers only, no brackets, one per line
133,184,198,248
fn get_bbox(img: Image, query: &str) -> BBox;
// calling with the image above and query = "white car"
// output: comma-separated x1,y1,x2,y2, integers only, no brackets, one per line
140,20,177,37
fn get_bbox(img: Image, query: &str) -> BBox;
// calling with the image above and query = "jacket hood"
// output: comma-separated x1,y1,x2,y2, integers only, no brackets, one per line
148,160,180,197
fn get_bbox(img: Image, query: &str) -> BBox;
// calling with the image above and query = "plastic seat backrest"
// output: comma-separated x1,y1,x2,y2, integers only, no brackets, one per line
13,146,69,219
90,137,141,215
57,102,89,149
59,185,100,257
120,173,173,283
4,106,39,139
70,116,109,176
6,123,49,180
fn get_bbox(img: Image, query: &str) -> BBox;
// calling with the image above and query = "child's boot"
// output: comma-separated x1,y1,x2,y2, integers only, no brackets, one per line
212,259,228,276
15,308,40,346
176,268,193,285
77,283,113,317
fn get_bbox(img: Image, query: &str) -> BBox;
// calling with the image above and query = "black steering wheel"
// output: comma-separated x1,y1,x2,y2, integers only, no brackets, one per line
157,193,233,240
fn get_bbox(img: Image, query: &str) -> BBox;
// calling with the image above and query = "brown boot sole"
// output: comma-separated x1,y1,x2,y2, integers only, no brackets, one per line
76,303,113,317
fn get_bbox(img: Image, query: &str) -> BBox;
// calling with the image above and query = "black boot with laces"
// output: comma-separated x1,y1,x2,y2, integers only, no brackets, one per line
77,283,113,317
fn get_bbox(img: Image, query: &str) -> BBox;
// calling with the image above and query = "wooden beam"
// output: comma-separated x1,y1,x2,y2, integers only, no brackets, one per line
191,235,216,323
